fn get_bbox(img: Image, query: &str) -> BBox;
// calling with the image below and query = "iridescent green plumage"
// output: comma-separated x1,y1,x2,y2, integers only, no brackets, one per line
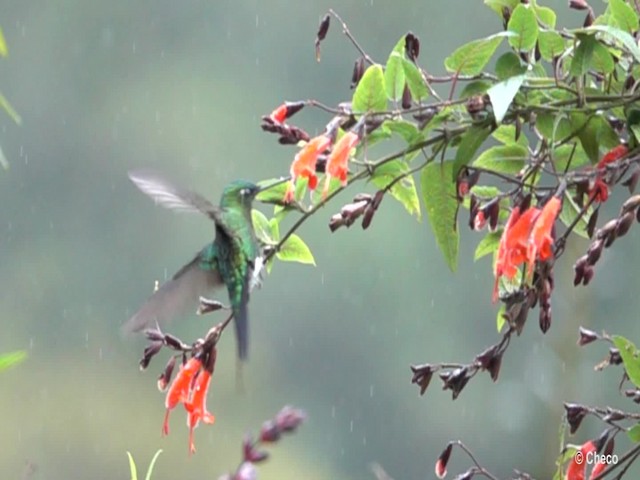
125,171,262,360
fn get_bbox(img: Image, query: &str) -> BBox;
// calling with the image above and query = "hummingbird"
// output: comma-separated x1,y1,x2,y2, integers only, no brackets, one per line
124,170,272,360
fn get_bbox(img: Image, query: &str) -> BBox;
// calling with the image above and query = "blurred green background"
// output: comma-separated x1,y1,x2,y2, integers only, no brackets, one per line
1,1,639,479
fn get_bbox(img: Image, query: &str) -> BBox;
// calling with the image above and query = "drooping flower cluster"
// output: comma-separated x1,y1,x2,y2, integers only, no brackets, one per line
493,195,562,302
161,347,217,454
588,144,629,203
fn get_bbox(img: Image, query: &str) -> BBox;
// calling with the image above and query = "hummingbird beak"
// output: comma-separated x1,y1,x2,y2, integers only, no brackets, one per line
256,177,290,193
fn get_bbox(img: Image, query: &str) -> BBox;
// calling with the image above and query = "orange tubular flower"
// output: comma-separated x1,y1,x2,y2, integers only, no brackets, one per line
588,144,629,203
493,206,540,302
269,104,288,124
163,356,202,436
322,131,359,198
284,134,332,203
527,196,562,275
185,369,215,455
565,441,596,480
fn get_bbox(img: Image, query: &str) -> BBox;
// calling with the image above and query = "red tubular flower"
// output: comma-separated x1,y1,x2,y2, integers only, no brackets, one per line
269,104,288,124
527,196,562,275
493,206,540,302
284,134,332,203
185,369,215,455
322,131,359,198
565,441,596,480
588,144,629,203
163,356,202,436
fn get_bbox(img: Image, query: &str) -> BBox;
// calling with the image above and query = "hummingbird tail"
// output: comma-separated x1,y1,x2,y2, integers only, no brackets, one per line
234,302,249,361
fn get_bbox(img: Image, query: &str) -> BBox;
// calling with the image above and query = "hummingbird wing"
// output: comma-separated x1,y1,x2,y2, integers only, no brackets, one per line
123,251,222,334
128,169,237,239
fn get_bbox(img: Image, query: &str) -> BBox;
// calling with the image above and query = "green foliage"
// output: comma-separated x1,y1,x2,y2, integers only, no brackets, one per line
352,64,387,113
612,335,640,388
126,450,163,480
452,125,492,179
444,34,505,75
0,350,26,371
507,4,538,52
421,162,458,272
371,160,421,219
474,230,501,261
487,74,525,124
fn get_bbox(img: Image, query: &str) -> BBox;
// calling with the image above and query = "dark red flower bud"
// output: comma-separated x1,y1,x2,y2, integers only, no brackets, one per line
361,204,376,230
405,32,420,62
564,403,587,434
578,326,599,346
275,406,306,432
582,266,594,285
158,355,177,391
198,298,226,315
622,167,640,193
621,195,640,214
440,367,470,400
145,328,165,342
539,308,551,333
586,240,603,265
315,14,331,62
609,348,622,365
587,208,599,238
410,364,434,395
569,0,590,10
140,341,163,370
584,9,595,27
234,462,258,480
259,420,281,443
329,213,346,232
371,190,386,210
340,200,369,226
352,193,373,203
435,443,453,479
401,84,413,109
616,212,635,237
351,57,365,89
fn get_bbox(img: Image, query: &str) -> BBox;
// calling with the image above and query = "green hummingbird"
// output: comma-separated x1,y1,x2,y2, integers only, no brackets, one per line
124,170,271,360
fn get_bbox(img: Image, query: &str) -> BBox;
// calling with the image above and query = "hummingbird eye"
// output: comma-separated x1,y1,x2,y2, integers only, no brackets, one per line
240,188,250,197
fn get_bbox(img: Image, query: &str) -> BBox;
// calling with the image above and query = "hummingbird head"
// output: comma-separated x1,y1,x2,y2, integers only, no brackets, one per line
220,180,260,209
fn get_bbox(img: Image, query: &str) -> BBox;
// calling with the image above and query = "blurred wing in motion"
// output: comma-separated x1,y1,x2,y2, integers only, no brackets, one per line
123,254,222,334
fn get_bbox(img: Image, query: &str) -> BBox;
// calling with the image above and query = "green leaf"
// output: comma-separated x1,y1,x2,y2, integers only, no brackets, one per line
421,162,459,272
126,452,138,480
0,28,7,57
581,25,640,63
475,230,502,261
402,58,429,101
452,124,492,179
371,160,421,219
470,185,502,199
385,52,406,102
487,74,525,123
609,0,639,34
508,4,539,52
590,41,615,74
534,4,556,29
473,144,527,174
145,450,163,480
536,112,573,142
484,0,519,16
630,123,640,145
559,191,591,238
495,52,526,80
252,209,275,245
496,304,506,332
553,143,590,172
444,34,504,75
277,234,315,265
538,31,565,61
0,92,21,125
384,119,421,145
612,335,640,388
353,64,387,113
0,350,27,371
385,37,406,102
460,80,492,98
269,217,280,241
571,34,597,77
628,424,640,443
492,124,528,147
